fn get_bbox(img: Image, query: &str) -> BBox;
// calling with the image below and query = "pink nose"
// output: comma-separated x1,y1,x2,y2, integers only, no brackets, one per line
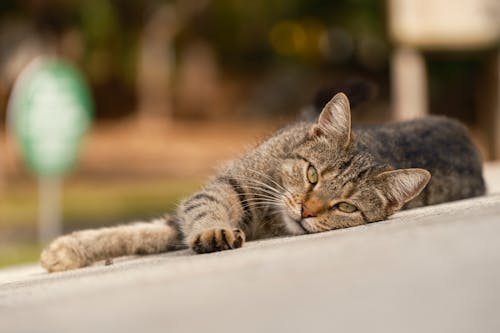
301,204,315,218
301,196,324,218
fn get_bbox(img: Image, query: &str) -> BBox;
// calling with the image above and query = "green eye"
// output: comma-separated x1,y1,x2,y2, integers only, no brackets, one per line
306,165,318,184
337,202,358,213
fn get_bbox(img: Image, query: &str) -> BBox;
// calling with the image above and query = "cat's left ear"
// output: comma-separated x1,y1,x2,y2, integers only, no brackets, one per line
376,168,431,211
310,92,351,148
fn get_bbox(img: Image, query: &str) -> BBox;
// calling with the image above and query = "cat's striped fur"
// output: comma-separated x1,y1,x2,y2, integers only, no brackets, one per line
40,93,485,272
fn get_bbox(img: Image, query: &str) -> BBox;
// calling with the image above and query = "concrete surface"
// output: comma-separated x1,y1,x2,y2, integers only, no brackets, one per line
1,164,500,333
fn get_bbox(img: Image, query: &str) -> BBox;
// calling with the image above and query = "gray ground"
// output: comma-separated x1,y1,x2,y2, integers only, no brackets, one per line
1,163,500,333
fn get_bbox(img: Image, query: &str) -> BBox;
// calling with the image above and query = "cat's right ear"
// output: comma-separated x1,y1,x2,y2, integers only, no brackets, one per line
376,168,431,211
309,92,351,148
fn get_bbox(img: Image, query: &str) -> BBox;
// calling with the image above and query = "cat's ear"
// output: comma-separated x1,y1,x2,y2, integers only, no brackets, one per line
309,92,351,147
376,168,431,210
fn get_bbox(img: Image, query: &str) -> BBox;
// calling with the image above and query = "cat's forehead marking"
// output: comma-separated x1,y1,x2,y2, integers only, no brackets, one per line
340,182,356,198
318,155,356,180
320,166,340,178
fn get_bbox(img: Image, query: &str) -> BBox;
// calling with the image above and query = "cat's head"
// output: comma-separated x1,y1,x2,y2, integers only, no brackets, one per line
280,93,430,234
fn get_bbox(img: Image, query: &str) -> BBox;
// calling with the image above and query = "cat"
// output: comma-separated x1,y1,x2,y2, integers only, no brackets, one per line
40,92,486,272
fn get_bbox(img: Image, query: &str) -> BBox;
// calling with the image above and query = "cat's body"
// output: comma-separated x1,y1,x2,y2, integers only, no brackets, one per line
40,93,485,272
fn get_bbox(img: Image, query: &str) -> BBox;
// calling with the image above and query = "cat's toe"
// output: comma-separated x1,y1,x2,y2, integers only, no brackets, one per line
40,235,89,272
231,229,245,248
191,228,245,254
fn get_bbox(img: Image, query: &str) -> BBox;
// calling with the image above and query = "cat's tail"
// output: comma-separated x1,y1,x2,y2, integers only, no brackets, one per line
40,215,184,273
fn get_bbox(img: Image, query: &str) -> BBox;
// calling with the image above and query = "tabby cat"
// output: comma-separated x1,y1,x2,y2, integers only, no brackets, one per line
40,93,485,272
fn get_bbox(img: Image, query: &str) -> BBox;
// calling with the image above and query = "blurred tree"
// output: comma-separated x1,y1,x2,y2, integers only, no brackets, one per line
1,0,389,123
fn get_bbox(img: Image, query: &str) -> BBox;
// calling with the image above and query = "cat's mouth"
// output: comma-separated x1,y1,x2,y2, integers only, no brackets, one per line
282,213,310,234
295,219,309,233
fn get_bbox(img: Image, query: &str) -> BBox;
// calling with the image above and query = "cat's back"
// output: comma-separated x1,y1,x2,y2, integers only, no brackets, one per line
355,116,486,206
354,116,479,171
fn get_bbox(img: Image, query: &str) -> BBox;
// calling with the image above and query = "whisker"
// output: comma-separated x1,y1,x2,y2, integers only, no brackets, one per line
240,201,283,210
231,186,281,199
245,168,289,193
232,180,283,198
239,196,283,207
255,210,286,231
239,196,284,204
240,203,283,210
229,175,284,196
241,196,281,202
236,192,280,201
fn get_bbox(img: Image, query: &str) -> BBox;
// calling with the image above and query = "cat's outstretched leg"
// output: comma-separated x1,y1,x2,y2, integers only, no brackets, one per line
40,215,183,272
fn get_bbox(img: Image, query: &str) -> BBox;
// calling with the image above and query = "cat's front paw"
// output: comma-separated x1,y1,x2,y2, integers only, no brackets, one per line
190,228,245,254
40,235,90,272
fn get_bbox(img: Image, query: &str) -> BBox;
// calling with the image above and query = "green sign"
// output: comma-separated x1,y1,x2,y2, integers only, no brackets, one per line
9,57,93,176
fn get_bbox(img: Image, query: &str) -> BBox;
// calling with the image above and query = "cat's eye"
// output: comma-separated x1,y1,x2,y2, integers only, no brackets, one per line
306,165,318,184
337,202,358,213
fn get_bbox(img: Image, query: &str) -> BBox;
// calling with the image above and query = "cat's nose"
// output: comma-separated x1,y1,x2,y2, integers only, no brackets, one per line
301,196,324,218
301,204,315,218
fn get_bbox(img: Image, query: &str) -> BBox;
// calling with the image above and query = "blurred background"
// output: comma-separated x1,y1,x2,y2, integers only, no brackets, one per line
0,0,499,267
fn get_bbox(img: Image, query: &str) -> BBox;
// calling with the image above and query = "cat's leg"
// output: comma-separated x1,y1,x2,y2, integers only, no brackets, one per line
178,179,250,254
40,215,183,272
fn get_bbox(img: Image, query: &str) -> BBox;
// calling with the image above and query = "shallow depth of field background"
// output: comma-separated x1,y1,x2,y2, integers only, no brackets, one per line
0,0,498,266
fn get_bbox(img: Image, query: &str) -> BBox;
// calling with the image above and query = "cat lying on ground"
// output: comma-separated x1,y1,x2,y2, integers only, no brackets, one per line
40,93,485,272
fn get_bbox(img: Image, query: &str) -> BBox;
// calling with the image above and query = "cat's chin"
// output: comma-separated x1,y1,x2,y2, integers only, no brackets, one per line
281,213,309,235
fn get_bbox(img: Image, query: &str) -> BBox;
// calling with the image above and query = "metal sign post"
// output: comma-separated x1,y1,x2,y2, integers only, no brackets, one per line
39,177,62,244
8,57,93,245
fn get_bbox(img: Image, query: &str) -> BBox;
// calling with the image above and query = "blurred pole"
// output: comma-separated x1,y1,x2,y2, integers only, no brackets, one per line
137,4,175,123
494,50,500,159
478,49,500,160
136,1,211,125
38,177,62,245
391,46,428,120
